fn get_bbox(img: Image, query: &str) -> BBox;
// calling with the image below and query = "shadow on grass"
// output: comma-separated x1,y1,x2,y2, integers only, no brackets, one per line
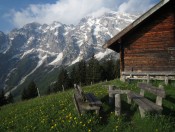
163,95,175,117
98,95,114,124
98,95,137,124
163,106,175,117
165,95,175,104
121,101,137,119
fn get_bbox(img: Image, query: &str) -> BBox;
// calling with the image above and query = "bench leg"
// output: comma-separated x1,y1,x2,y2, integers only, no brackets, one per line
115,94,121,116
80,109,85,115
109,86,115,104
127,95,131,104
139,106,145,118
95,109,99,115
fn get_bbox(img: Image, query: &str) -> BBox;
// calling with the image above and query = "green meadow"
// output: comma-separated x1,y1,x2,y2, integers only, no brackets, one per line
0,80,175,132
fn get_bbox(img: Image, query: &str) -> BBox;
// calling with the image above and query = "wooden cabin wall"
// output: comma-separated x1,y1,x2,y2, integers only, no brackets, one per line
122,2,175,72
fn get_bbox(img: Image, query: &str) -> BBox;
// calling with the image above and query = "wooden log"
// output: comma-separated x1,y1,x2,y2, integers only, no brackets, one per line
115,94,121,116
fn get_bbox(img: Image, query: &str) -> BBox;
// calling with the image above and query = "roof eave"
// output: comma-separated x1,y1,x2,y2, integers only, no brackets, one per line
103,0,170,50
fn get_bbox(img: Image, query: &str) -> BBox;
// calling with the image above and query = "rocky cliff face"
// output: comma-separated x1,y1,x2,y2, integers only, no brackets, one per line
0,11,138,94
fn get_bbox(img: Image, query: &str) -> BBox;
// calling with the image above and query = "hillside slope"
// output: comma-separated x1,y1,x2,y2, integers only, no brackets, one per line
0,80,175,131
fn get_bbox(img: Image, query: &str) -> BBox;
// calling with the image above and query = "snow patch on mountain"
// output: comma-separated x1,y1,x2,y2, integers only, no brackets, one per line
0,11,139,93
21,49,35,59
71,56,81,65
7,54,48,95
95,49,113,60
49,53,63,65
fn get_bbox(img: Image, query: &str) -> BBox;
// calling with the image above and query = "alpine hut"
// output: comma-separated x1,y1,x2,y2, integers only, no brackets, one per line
103,0,175,84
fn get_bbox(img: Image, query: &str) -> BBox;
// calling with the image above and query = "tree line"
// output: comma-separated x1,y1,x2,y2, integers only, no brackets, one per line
21,81,39,100
0,90,14,107
0,81,39,106
47,57,120,94
1,58,120,105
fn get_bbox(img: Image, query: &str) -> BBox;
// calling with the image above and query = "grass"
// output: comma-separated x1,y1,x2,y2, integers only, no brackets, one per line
0,79,175,132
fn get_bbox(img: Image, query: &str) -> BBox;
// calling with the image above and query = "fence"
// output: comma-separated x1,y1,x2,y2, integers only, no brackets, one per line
121,71,175,85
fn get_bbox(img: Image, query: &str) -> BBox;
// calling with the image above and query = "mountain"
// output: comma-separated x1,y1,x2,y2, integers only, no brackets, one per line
0,11,138,96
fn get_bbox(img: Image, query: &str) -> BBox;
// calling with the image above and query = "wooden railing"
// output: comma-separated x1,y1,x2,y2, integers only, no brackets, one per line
121,71,175,85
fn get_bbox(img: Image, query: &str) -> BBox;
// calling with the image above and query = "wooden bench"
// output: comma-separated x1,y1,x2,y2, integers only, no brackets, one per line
127,83,166,118
73,84,102,115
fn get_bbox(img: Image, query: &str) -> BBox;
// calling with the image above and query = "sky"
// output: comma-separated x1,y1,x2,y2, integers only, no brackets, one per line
0,0,159,33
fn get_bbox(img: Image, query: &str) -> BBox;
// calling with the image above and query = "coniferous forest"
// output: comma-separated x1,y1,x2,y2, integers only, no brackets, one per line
0,58,119,105
47,58,120,94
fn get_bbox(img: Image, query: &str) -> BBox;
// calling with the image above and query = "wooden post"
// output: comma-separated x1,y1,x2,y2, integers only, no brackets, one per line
95,109,100,115
165,75,169,85
147,74,150,84
37,87,40,97
142,79,146,83
130,74,133,78
123,75,126,82
62,85,65,92
127,94,131,104
115,94,121,116
109,85,114,104
156,96,162,106
156,85,164,106
140,89,145,96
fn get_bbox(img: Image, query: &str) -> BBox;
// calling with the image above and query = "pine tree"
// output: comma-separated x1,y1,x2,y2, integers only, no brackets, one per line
101,59,119,81
70,66,78,86
77,60,86,85
86,56,102,84
6,92,14,104
21,88,28,100
0,89,6,106
47,86,52,95
27,81,38,99
21,81,38,100
57,68,71,91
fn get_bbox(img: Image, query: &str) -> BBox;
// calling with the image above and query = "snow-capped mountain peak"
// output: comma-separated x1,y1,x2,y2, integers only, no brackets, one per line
0,11,138,93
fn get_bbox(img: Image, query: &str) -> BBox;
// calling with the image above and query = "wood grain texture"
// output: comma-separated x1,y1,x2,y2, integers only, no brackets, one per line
120,3,175,72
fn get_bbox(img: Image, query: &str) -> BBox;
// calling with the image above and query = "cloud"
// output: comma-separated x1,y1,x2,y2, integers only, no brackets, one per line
8,0,117,28
7,0,157,28
118,0,155,13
